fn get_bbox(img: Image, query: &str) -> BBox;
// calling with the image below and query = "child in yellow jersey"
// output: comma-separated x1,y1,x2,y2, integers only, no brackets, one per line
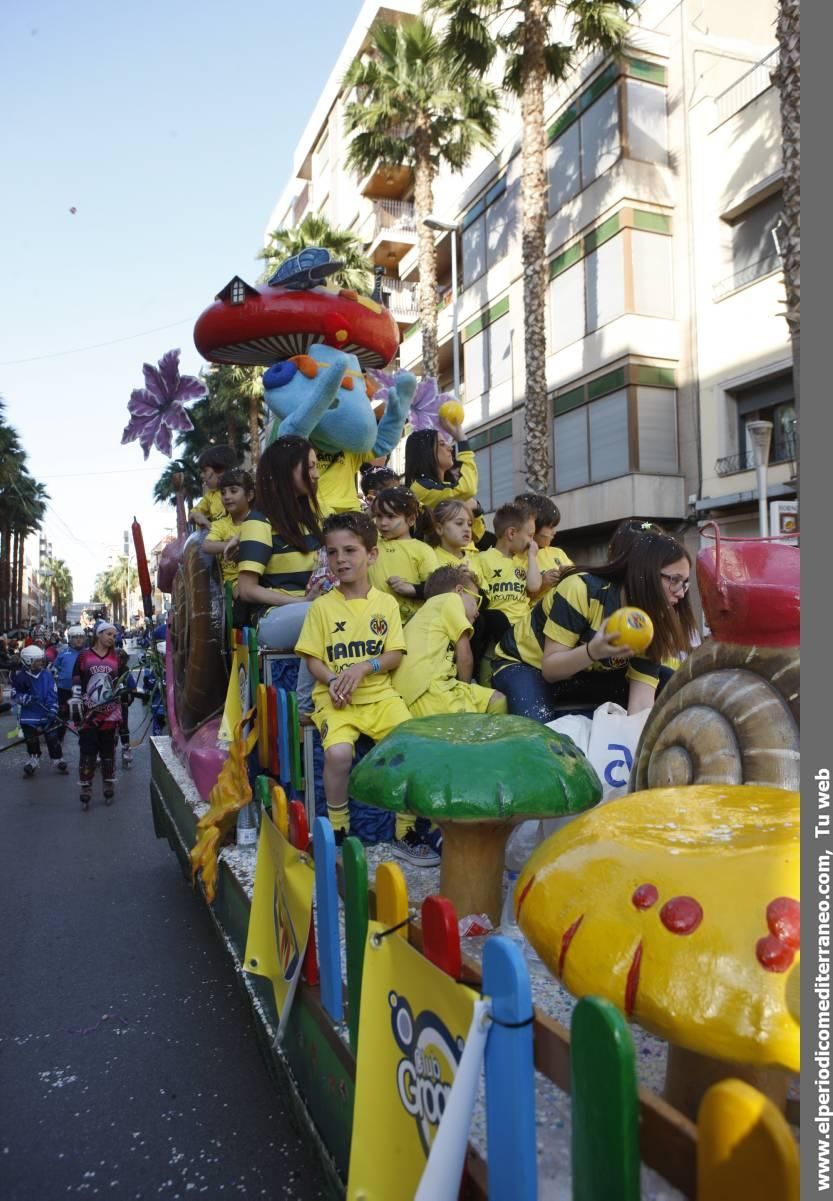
188,445,238,530
368,488,438,624
296,512,431,858
202,468,255,591
393,566,507,718
426,499,483,577
476,501,542,644
515,492,573,601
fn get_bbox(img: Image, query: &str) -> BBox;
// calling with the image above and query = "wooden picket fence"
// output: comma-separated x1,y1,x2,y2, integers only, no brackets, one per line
242,643,799,1201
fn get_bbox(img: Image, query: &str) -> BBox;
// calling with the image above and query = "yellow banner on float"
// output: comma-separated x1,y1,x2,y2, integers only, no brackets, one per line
218,634,251,748
243,811,314,1041
347,922,478,1201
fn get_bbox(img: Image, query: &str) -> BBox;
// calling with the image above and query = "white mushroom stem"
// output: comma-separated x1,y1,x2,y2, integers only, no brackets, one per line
664,1044,790,1120
438,820,515,926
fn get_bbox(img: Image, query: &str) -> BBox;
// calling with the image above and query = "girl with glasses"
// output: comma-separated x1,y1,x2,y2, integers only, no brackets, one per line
492,529,696,722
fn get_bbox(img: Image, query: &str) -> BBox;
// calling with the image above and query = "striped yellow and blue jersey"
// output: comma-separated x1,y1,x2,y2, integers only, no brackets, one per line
409,447,478,510
496,571,661,689
237,509,319,599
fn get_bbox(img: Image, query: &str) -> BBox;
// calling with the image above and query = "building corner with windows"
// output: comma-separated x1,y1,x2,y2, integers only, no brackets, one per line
265,0,795,565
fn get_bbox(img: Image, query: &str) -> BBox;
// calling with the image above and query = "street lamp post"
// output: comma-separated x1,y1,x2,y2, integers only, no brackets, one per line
423,216,461,402
746,420,773,537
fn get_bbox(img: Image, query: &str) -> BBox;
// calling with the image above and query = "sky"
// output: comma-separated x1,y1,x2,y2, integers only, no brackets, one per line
0,0,359,601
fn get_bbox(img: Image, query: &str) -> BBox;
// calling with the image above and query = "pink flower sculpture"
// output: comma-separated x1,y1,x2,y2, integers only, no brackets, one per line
122,349,206,459
368,371,455,433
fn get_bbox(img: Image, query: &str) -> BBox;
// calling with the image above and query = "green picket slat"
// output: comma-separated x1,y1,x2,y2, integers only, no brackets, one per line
256,773,272,815
342,836,368,1055
287,692,303,794
247,627,260,693
571,996,640,1201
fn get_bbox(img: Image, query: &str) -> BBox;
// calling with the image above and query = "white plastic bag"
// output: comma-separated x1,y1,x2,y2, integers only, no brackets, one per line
585,702,650,800
545,711,592,756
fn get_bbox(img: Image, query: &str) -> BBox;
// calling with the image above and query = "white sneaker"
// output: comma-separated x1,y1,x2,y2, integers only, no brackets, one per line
122,746,133,766
23,755,39,777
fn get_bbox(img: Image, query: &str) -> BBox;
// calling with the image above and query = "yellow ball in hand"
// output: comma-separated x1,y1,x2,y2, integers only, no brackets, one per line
605,607,654,653
438,400,465,428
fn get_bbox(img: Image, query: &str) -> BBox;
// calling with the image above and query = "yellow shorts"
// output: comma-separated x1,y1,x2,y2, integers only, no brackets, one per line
313,694,412,751
409,680,496,718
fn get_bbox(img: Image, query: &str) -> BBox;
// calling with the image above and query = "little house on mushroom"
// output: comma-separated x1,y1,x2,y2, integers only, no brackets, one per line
515,783,800,1120
348,713,602,925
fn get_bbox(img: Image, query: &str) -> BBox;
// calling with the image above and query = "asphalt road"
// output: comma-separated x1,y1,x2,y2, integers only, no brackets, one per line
0,694,330,1201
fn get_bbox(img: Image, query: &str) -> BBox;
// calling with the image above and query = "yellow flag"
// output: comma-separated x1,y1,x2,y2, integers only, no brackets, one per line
347,922,478,1201
244,810,315,1040
218,636,251,748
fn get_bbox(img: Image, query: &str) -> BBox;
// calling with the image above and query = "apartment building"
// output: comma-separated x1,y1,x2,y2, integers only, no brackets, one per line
266,0,795,557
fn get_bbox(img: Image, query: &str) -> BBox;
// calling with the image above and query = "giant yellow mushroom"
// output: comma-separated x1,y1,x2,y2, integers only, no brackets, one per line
514,785,800,1119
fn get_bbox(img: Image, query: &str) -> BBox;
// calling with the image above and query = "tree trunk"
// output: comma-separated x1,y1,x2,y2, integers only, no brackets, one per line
14,531,23,625
248,392,261,469
0,523,10,629
520,0,551,493
413,127,439,381
773,0,800,499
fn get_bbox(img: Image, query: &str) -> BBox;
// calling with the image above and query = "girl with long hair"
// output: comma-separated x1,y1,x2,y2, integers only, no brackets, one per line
492,529,697,722
404,411,478,511
236,437,325,710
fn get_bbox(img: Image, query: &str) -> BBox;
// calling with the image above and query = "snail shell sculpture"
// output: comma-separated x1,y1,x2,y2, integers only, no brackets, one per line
631,641,800,792
171,535,229,737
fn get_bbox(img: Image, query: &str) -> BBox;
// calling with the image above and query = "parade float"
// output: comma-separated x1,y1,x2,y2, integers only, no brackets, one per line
143,254,800,1200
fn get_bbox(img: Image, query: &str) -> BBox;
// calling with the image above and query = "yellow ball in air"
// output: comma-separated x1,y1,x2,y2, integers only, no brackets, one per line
605,607,654,653
438,400,465,427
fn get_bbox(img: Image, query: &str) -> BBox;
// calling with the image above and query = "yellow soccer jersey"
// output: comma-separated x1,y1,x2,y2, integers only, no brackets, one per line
207,513,245,582
393,592,472,707
369,538,439,623
478,547,532,625
296,587,406,706
315,449,373,516
193,488,226,522
537,545,573,574
433,544,483,581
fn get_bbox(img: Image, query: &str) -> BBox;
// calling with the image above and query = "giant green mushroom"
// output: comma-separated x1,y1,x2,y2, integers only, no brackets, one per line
349,714,603,924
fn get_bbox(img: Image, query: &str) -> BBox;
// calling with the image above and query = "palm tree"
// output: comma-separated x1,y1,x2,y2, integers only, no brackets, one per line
431,0,632,491
43,557,74,622
773,0,800,493
92,556,138,626
259,213,374,294
343,16,499,380
212,364,264,469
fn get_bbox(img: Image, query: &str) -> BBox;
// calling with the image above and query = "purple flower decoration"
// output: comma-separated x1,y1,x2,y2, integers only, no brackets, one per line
367,371,455,433
121,349,206,459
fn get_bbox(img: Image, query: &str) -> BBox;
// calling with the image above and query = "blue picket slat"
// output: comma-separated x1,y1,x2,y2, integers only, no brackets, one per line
277,688,291,791
312,817,343,1022
482,936,537,1201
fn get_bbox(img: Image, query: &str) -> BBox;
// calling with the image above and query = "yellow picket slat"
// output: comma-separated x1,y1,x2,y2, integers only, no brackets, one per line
374,862,409,938
256,683,269,769
270,782,289,838
697,1079,799,1201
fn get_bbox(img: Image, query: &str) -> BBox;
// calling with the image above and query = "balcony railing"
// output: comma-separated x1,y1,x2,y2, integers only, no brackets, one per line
380,276,419,322
370,199,417,241
713,252,781,301
713,48,779,126
715,435,797,477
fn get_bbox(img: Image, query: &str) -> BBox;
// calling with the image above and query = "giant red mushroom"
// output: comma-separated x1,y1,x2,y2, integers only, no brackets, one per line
193,276,400,369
